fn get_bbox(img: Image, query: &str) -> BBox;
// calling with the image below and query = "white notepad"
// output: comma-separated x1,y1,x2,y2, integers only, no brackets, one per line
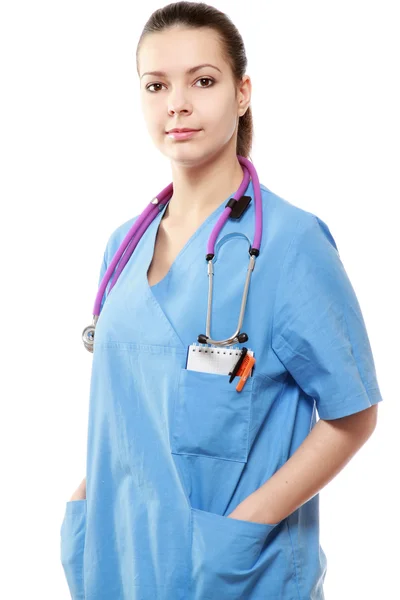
186,343,254,376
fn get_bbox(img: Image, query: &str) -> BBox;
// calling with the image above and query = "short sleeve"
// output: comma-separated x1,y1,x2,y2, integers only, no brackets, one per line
271,215,383,420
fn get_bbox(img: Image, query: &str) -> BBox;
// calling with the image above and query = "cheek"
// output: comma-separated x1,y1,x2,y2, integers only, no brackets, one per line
208,105,237,140
205,93,236,124
141,98,160,127
144,112,164,140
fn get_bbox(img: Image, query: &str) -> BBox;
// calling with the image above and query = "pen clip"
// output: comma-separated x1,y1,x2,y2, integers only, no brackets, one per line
228,347,248,383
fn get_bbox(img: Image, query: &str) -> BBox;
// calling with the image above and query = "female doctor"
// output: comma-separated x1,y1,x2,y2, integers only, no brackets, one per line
60,2,383,599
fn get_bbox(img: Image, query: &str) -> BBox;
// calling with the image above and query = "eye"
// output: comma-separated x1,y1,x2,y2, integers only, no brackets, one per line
194,77,215,88
146,83,165,93
145,77,215,93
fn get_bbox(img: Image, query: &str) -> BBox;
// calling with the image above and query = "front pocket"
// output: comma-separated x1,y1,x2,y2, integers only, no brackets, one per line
190,507,279,599
171,368,255,462
60,499,87,599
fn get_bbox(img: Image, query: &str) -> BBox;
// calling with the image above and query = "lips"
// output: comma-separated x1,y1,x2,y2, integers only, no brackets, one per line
166,128,200,133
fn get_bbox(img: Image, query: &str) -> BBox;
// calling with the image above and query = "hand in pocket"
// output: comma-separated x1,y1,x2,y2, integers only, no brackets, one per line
69,476,86,501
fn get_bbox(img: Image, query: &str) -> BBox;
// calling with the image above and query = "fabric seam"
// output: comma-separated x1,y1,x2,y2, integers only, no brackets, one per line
187,508,194,599
286,519,302,600
276,374,291,468
270,216,302,365
342,298,369,393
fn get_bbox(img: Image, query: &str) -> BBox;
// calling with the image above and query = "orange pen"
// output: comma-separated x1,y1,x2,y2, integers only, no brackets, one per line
235,355,255,392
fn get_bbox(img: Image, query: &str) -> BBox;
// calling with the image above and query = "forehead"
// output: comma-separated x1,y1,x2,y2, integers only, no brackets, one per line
139,27,225,75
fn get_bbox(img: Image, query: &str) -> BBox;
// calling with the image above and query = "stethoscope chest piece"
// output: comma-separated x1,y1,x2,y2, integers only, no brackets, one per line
82,315,99,353
82,326,94,353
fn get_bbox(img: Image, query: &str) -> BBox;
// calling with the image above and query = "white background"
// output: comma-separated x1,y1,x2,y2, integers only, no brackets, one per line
1,1,398,598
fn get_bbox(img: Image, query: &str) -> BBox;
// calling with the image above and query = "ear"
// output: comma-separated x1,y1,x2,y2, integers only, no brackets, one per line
237,75,252,116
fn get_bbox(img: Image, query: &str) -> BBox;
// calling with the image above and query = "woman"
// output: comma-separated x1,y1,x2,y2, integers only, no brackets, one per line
60,3,383,599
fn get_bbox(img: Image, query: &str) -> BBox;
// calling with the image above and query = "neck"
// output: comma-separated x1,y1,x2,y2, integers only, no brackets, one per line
165,148,245,222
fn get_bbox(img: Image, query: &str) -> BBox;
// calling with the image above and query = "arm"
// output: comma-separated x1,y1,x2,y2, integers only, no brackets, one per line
228,404,378,525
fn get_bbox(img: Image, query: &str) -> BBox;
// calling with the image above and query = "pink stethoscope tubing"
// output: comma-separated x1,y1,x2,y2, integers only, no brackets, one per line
82,154,263,352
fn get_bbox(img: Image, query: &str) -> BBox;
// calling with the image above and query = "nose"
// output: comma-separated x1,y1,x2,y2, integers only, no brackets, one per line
168,92,193,116
168,104,192,117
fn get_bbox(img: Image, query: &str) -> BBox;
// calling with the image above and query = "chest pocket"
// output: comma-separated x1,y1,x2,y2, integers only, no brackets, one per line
170,367,255,463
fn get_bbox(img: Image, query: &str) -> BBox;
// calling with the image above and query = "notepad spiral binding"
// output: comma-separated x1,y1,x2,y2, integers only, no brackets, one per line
186,343,254,376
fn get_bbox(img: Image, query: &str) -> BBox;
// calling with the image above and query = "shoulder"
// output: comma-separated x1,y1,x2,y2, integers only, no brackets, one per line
260,183,338,255
103,214,140,262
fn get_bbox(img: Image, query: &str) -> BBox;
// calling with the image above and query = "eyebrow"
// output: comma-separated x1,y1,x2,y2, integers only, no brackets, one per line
140,63,222,79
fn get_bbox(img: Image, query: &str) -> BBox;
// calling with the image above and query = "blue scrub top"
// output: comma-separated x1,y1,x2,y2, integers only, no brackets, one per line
60,179,383,599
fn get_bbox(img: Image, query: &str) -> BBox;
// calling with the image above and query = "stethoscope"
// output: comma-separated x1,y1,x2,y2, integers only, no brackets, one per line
82,154,263,352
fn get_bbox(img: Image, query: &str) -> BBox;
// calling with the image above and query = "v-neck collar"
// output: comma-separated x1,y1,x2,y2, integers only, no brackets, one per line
145,178,253,289
142,178,254,349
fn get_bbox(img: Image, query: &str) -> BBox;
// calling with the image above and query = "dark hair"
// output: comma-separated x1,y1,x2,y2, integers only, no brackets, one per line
136,1,253,159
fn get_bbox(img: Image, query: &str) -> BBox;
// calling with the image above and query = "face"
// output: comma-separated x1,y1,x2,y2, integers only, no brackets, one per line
138,26,251,167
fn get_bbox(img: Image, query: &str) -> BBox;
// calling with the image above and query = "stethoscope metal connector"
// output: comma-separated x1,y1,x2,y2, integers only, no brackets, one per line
197,332,249,345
